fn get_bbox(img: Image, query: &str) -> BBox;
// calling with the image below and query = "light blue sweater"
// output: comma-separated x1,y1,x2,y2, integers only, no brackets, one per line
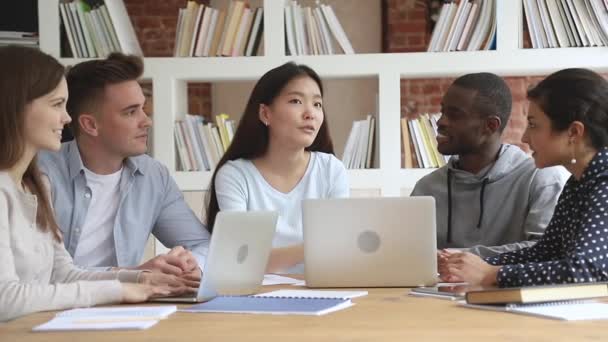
214,152,349,273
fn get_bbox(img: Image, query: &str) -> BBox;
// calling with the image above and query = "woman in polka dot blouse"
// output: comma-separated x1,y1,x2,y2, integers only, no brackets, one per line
439,68,608,287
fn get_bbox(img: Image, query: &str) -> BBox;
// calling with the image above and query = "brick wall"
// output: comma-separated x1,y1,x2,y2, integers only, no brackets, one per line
124,0,212,117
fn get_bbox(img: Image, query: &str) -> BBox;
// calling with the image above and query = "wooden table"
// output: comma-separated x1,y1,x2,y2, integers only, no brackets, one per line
2,287,608,341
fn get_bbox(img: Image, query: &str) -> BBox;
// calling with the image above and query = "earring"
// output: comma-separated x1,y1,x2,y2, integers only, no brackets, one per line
569,139,576,164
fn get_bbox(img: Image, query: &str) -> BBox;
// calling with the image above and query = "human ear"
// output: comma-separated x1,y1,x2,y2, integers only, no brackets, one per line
259,104,270,126
567,121,585,142
486,115,501,134
79,113,99,137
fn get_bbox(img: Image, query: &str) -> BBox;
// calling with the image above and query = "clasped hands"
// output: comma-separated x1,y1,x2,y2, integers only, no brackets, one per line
134,246,201,297
437,249,500,286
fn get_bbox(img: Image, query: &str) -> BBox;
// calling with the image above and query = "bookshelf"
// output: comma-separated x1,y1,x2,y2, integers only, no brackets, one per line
37,0,608,198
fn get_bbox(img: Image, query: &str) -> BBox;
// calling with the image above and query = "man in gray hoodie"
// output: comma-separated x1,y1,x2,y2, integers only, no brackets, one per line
411,72,568,258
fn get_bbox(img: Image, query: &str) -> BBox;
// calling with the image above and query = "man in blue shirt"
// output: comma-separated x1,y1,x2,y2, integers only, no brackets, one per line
38,53,209,284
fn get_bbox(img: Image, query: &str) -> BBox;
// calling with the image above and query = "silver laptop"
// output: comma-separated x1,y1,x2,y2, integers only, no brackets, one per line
152,210,278,302
303,197,437,288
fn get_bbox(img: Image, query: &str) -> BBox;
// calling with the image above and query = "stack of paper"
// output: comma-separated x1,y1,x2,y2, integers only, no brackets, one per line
33,306,177,332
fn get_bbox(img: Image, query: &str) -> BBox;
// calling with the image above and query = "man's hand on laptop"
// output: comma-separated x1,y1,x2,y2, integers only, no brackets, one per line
138,271,199,295
136,246,201,281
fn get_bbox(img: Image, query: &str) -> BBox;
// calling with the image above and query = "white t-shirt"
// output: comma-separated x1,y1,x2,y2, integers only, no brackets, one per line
73,167,122,267
214,152,349,273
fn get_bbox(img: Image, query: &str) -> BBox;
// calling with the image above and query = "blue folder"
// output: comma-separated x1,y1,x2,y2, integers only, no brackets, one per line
181,296,353,315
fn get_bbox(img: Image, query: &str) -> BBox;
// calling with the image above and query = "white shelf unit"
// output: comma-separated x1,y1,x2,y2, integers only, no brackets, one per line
38,0,608,198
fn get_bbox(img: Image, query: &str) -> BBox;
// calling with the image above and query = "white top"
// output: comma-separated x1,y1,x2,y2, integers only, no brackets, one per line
73,167,122,267
215,152,349,273
0,172,141,322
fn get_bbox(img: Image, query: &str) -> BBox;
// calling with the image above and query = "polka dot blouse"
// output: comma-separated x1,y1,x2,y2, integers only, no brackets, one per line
485,148,608,287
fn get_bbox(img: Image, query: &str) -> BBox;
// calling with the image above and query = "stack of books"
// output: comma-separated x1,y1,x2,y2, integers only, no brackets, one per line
174,114,236,172
523,0,608,49
174,1,264,57
0,0,38,48
342,115,376,169
59,0,142,58
284,1,354,56
427,0,497,52
401,113,449,169
0,31,38,48
460,282,608,321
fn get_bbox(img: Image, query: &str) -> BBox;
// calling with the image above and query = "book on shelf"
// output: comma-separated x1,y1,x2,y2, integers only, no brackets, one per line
174,0,264,57
174,113,235,172
465,282,608,305
523,0,608,49
59,0,142,58
401,113,449,169
284,1,354,56
428,0,496,52
342,115,376,169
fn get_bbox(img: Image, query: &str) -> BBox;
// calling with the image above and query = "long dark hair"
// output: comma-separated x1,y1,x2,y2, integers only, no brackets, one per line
527,68,608,150
204,62,334,231
0,45,64,242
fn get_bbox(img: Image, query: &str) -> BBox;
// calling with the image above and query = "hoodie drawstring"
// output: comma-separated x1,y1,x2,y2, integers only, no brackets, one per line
477,178,489,228
447,169,453,243
447,169,489,243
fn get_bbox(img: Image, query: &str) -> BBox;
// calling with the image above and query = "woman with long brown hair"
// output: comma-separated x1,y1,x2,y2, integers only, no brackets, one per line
0,46,181,322
205,62,349,273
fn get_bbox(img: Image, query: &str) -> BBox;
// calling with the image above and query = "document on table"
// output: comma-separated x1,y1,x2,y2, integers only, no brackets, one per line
32,306,177,332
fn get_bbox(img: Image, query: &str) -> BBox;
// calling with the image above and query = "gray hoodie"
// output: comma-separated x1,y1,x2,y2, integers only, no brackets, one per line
411,144,569,257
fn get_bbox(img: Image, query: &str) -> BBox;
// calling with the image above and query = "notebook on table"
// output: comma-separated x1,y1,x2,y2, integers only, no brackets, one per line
32,306,177,332
459,300,608,321
181,289,366,315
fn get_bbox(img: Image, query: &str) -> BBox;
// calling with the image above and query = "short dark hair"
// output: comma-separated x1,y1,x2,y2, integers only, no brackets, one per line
65,53,144,136
205,62,334,231
452,72,512,132
527,68,608,150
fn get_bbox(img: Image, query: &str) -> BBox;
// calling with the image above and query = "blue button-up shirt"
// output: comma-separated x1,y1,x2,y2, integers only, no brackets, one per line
38,141,210,269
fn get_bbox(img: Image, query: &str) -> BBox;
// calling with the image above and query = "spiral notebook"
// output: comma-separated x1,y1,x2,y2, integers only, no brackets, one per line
181,290,365,315
459,300,608,321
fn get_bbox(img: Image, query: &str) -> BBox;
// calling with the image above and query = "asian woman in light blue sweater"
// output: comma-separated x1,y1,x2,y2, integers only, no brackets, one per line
205,62,349,274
